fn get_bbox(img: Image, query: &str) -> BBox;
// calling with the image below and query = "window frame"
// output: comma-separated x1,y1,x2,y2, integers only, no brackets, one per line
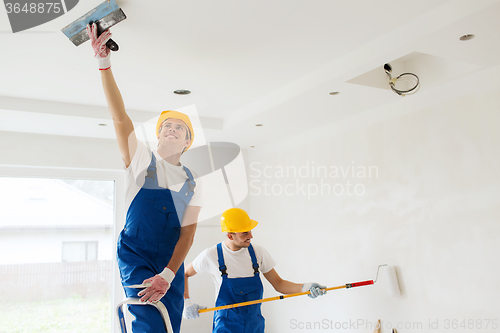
62,241,99,262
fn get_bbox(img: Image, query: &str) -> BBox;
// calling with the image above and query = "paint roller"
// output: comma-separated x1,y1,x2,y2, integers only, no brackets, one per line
384,264,401,297
198,264,401,314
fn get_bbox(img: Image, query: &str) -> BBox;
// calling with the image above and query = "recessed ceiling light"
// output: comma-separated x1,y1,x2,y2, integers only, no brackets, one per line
459,34,475,41
250,146,255,148
174,89,191,95
98,123,107,126
255,124,263,127
329,91,340,95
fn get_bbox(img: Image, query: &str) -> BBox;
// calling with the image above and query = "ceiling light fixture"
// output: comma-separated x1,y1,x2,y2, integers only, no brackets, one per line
174,89,191,95
98,123,107,126
459,34,475,41
329,91,339,95
255,124,263,127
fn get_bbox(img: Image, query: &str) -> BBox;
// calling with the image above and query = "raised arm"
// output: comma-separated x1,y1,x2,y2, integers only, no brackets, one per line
100,69,136,167
87,23,137,167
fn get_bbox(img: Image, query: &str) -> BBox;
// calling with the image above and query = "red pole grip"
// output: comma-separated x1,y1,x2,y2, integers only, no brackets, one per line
346,280,374,288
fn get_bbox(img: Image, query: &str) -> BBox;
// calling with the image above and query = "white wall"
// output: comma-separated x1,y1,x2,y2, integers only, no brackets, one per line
0,131,123,170
245,89,500,332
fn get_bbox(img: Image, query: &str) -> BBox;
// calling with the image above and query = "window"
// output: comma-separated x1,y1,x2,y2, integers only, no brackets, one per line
62,241,98,262
0,170,121,333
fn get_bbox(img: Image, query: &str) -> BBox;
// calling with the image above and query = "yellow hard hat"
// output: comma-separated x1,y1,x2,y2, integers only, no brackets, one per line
156,110,195,151
220,208,258,233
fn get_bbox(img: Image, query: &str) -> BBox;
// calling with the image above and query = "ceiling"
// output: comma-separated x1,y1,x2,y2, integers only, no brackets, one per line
1,0,500,149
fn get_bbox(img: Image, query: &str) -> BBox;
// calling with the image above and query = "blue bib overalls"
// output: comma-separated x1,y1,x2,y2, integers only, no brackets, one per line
117,153,195,333
213,243,265,333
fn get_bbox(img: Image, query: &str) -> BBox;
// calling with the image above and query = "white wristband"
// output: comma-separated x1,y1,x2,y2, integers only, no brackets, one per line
159,267,176,284
301,282,312,292
97,54,111,70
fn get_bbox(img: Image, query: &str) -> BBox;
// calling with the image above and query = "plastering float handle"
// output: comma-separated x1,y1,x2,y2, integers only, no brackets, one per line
346,280,374,288
106,39,119,51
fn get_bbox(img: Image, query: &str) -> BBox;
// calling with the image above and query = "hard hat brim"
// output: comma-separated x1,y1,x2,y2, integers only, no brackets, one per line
246,219,258,232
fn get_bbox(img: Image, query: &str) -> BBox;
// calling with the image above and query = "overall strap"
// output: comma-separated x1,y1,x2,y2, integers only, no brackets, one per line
144,152,160,188
247,244,260,275
181,166,196,195
216,243,228,276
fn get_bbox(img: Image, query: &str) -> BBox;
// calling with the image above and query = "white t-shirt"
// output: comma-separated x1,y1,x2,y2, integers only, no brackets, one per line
124,141,203,214
192,242,276,297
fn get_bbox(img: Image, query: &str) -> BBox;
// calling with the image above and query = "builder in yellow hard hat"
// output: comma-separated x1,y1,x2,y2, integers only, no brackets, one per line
183,208,326,333
87,24,202,333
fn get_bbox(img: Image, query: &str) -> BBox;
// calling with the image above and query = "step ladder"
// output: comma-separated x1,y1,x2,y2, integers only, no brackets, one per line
117,298,173,333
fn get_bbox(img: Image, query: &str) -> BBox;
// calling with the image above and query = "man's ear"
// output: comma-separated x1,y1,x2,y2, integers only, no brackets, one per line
157,126,163,141
227,232,233,240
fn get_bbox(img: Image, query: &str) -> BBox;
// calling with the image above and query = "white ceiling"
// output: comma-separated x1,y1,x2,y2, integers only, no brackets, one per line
1,0,500,149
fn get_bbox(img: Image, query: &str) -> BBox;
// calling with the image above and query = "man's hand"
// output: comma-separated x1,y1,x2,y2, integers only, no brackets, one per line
183,299,207,319
137,267,176,303
86,23,112,70
138,275,170,303
302,282,327,299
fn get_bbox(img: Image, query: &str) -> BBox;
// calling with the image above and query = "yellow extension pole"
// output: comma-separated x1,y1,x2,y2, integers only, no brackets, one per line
198,280,373,314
